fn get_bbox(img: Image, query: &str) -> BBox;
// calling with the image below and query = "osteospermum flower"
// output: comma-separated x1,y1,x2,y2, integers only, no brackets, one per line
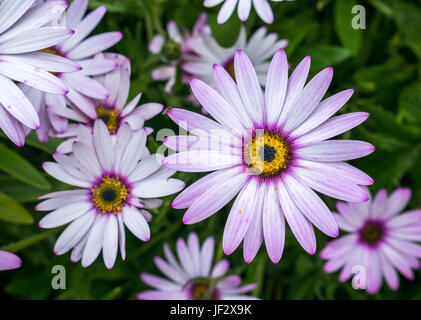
204,0,293,24
0,250,21,271
0,0,76,146
149,14,207,93
183,23,288,87
23,0,122,142
163,50,374,264
321,188,421,294
54,53,163,153
137,232,257,300
36,120,185,269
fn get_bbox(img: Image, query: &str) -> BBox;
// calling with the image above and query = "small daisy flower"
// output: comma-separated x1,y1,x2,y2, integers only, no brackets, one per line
321,188,421,294
0,250,21,271
137,232,258,300
204,0,293,24
183,23,288,87
23,0,123,143
54,53,163,153
149,14,207,93
163,50,374,264
0,0,76,146
36,120,185,269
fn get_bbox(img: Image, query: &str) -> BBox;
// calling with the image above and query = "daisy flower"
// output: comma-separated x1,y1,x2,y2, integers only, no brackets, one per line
183,23,288,87
54,53,163,153
0,250,21,271
321,188,421,294
149,14,207,93
36,120,185,269
23,0,122,143
163,50,374,264
204,0,293,24
137,232,258,300
0,0,76,146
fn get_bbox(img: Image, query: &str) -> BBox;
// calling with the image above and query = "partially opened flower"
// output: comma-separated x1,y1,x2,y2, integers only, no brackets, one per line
22,0,122,142
36,120,185,269
149,14,207,93
204,0,293,24
321,188,421,294
54,54,163,153
137,232,258,300
163,50,374,264
0,250,21,271
0,0,75,146
183,23,288,87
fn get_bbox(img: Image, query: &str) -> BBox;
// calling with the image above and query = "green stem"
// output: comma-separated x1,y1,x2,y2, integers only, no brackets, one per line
0,227,63,252
128,222,180,260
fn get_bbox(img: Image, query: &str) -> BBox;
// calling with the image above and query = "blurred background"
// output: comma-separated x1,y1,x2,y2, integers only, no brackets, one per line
1,0,421,299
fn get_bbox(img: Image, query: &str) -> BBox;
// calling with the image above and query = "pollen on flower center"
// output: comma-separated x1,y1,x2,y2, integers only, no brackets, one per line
359,221,385,247
91,176,129,214
190,282,217,300
243,130,291,177
40,47,58,55
96,105,120,133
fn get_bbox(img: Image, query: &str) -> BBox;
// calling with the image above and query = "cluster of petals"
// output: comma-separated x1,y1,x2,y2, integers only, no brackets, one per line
0,0,75,146
36,120,185,269
163,49,374,264
321,188,421,294
138,232,257,300
204,0,293,24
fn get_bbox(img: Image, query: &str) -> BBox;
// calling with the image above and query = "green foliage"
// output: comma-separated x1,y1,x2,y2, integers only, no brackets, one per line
1,0,421,301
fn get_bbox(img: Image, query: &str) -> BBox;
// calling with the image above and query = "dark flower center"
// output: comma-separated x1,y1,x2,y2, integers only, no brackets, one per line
259,144,277,163
163,40,182,61
359,221,385,247
102,189,117,202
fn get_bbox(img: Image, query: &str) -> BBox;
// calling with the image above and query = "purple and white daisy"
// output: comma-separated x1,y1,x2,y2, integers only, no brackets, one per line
54,53,163,153
204,0,293,24
0,250,21,271
321,188,421,294
163,50,374,264
23,0,122,142
0,0,76,146
137,232,258,300
36,120,185,269
183,23,288,87
149,14,207,93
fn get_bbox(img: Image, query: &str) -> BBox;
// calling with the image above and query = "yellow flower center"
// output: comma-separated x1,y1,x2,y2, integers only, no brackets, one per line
191,282,217,300
40,47,58,55
96,106,120,133
243,130,291,177
226,61,236,81
91,176,129,214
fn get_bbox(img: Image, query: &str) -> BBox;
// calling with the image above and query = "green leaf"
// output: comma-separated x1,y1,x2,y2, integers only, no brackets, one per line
297,45,352,70
398,81,421,125
0,192,33,224
23,132,62,154
334,0,362,55
394,1,421,58
208,13,241,48
0,143,50,190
